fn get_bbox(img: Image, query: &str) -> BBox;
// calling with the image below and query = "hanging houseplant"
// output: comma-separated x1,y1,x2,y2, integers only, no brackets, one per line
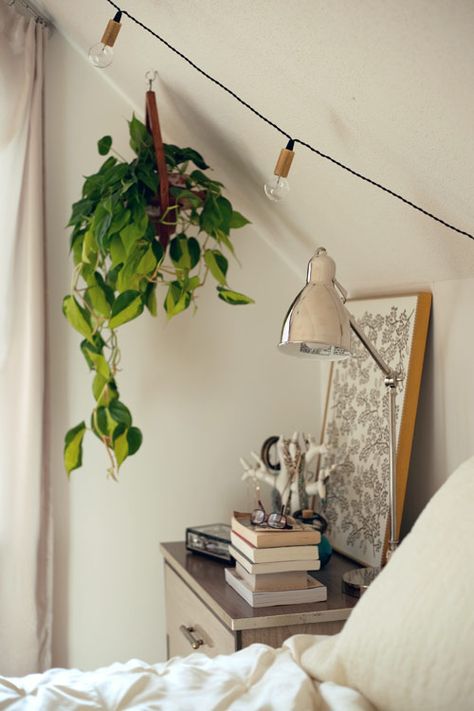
63,89,252,479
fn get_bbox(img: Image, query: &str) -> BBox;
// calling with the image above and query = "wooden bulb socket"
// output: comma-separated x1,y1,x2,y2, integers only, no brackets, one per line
101,19,122,47
274,148,295,178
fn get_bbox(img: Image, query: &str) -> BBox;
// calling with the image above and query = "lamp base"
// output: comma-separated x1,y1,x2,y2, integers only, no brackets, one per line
342,566,381,598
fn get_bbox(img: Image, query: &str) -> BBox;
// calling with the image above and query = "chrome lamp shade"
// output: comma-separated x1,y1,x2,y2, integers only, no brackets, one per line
279,248,351,360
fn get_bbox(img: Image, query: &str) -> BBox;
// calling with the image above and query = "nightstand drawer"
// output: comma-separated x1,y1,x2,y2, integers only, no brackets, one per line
165,564,236,659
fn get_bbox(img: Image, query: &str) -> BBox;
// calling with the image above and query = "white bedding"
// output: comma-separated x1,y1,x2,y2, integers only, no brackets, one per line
2,456,474,710
0,644,372,710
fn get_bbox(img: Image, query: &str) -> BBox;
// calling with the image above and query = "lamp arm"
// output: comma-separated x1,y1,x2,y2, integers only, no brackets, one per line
348,313,401,559
349,316,395,380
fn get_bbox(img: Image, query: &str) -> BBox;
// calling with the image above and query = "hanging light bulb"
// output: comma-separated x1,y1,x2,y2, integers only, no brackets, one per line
88,11,122,69
264,139,295,202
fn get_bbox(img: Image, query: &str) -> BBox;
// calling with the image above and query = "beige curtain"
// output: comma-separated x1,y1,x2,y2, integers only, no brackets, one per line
0,2,50,675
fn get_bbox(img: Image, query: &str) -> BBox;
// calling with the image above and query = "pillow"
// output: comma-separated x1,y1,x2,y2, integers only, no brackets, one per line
285,456,474,711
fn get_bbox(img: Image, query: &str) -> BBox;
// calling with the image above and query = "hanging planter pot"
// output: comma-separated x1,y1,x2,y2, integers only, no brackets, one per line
63,85,253,479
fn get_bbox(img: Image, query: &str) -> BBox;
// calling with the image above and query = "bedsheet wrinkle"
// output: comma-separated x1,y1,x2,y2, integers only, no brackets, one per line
0,642,372,710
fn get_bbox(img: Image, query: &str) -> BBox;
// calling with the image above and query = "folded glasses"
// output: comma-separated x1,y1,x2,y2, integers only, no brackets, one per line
251,501,292,530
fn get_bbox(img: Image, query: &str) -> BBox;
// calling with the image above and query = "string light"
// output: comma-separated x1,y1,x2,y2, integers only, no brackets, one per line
264,139,295,202
89,10,122,68
96,0,473,242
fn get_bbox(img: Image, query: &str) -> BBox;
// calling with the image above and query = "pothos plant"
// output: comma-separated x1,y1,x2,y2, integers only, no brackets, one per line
63,116,252,479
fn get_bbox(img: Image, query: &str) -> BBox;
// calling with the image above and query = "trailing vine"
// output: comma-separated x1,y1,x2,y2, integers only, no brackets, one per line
64,116,252,479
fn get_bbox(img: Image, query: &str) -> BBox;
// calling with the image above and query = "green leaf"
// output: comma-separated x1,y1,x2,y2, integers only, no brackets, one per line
127,426,143,455
169,234,201,270
91,407,118,440
92,373,118,407
215,231,239,263
112,423,126,442
106,264,122,290
145,282,157,316
98,157,117,175
120,222,145,256
229,210,250,229
68,198,94,227
109,234,127,267
97,380,118,407
95,406,109,436
92,372,108,401
109,208,131,235
199,196,221,235
116,247,147,292
109,290,144,329
151,240,164,264
85,278,113,319
98,135,112,156
190,169,223,189
109,400,132,427
164,145,209,170
216,286,254,305
137,246,157,276
164,281,191,318
80,334,105,370
185,275,201,292
133,202,149,232
204,249,228,285
85,347,110,379
129,116,151,154
64,421,86,475
71,232,85,265
216,196,233,234
92,202,113,251
112,425,130,467
137,163,158,193
63,296,93,341
90,350,110,380
81,229,98,266
113,428,129,467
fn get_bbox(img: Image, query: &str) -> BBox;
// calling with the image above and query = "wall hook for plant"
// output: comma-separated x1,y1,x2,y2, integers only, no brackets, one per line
145,69,158,92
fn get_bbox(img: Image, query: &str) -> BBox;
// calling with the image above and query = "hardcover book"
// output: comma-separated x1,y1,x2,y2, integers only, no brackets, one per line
225,567,327,607
229,546,321,575
230,531,319,563
232,512,321,548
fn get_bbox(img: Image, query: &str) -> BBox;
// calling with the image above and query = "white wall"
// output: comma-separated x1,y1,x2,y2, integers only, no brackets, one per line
402,277,474,533
43,3,474,670
45,32,323,669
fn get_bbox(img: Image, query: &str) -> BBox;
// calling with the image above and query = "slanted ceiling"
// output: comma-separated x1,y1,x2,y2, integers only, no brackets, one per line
38,0,474,291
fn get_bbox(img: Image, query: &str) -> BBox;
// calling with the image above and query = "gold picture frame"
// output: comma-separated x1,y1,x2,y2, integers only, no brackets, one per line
317,293,431,566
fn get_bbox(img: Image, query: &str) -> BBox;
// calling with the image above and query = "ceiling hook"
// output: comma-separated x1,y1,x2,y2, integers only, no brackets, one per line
145,69,159,91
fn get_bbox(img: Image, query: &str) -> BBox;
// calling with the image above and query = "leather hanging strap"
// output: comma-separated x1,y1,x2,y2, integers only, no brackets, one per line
145,89,173,246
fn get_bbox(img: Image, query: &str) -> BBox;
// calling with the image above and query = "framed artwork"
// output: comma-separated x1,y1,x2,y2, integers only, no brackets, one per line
318,293,431,567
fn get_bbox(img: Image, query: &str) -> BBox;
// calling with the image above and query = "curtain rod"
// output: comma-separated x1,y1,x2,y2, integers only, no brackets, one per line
6,0,50,26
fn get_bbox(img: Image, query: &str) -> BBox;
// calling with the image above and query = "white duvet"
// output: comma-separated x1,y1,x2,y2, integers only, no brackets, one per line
0,642,372,710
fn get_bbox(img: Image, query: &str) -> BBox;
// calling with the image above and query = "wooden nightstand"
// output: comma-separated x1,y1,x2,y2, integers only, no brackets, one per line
160,541,359,659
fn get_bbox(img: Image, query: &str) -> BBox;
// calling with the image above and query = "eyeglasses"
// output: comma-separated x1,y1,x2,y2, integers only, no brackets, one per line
251,501,292,530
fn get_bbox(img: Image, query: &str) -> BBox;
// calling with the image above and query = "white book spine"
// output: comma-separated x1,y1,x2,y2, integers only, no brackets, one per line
229,546,321,574
230,532,318,563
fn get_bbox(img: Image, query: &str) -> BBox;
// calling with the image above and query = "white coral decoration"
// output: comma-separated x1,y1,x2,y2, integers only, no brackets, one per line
240,432,328,513
305,463,336,504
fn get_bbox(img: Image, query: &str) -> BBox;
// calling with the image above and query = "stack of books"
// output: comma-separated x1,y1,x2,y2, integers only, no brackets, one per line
225,512,327,607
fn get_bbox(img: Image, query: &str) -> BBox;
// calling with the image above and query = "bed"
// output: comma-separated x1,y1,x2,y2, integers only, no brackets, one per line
2,457,473,710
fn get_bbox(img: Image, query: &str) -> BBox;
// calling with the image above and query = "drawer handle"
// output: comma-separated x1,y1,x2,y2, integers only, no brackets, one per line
179,625,204,650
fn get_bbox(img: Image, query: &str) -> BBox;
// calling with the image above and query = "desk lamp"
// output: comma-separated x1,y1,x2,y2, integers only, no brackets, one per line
279,247,402,596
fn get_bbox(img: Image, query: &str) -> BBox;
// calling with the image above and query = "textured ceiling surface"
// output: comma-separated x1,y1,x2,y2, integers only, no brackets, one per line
36,0,474,291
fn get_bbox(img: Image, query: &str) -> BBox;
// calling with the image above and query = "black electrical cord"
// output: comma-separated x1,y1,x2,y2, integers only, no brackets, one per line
104,0,473,242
